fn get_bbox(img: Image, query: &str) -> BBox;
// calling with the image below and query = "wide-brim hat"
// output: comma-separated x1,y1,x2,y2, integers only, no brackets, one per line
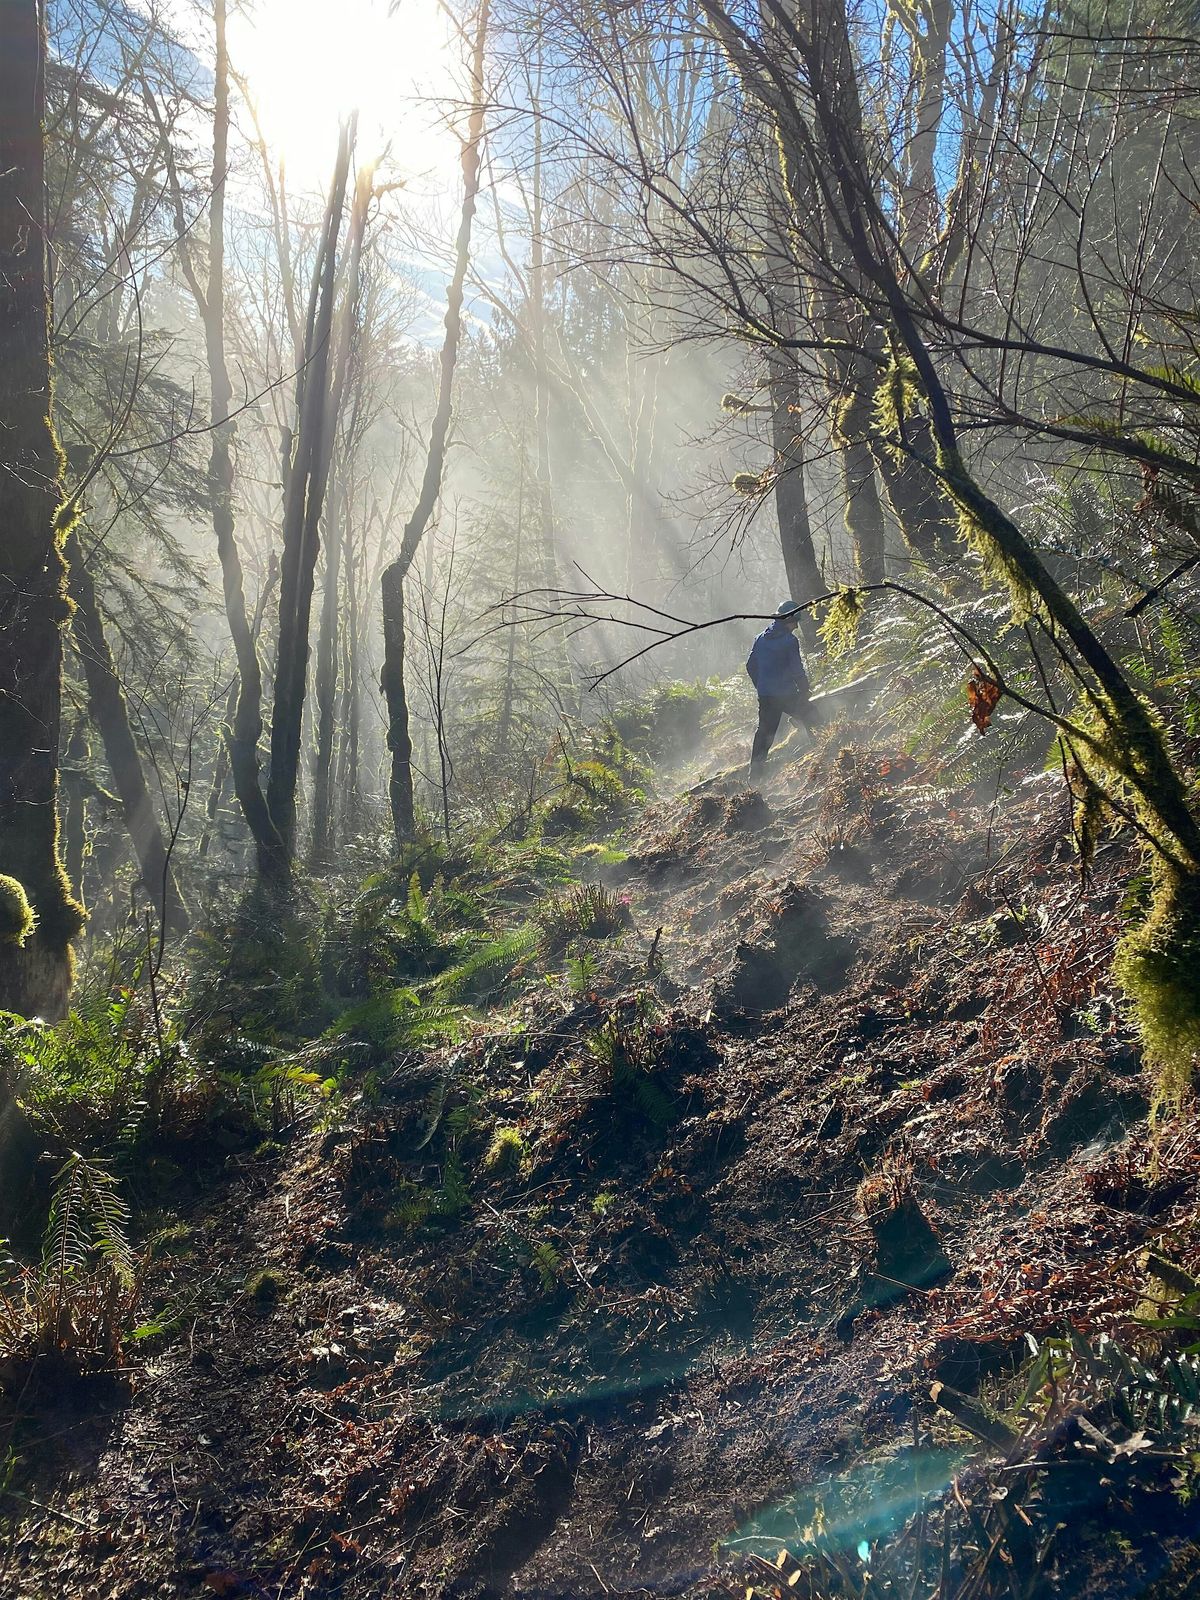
775,599,801,617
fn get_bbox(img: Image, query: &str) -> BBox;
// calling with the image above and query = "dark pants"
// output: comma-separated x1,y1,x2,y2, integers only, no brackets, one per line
751,691,813,770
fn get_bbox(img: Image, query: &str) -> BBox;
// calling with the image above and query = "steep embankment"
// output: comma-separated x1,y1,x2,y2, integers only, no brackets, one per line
10,734,1200,1599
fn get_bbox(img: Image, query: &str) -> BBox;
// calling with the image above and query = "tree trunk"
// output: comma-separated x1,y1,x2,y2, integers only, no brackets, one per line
900,0,952,259
381,0,489,848
61,718,89,916
498,455,523,749
309,167,372,865
0,0,84,1019
767,350,823,641
66,526,189,937
336,527,362,833
266,124,355,856
381,565,415,838
204,0,287,880
310,477,345,865
198,554,278,861
833,383,887,583
870,414,954,562
527,80,578,711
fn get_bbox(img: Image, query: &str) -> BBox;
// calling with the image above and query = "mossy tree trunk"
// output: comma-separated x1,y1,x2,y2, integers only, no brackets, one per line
61,717,89,911
0,0,84,1018
767,350,823,645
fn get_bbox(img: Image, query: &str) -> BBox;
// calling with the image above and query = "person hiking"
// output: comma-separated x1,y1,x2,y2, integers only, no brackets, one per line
746,600,815,774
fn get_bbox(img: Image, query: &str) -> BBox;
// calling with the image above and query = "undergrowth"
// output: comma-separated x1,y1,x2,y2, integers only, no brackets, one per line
737,1324,1200,1600
0,1153,140,1375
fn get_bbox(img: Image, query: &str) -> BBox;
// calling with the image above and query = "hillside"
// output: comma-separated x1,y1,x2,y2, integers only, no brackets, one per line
6,704,1200,1600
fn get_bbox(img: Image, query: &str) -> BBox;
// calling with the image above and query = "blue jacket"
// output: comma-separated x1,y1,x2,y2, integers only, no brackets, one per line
746,619,809,698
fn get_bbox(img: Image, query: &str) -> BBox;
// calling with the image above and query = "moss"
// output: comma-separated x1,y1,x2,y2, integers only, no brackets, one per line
1114,864,1200,1115
829,392,856,447
0,876,35,947
872,339,921,463
1072,768,1110,882
35,860,86,948
1057,693,1200,1105
150,1224,196,1258
244,1267,287,1304
483,1124,526,1174
818,587,865,659
936,444,1038,622
1067,689,1195,871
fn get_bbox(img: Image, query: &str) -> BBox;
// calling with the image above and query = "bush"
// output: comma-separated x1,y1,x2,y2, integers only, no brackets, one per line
608,679,726,762
586,997,674,1127
322,869,483,1000
190,888,327,1054
537,737,647,837
1,987,216,1155
538,883,632,957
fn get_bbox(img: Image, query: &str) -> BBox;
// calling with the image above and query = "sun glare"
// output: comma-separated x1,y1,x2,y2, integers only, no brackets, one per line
229,0,459,193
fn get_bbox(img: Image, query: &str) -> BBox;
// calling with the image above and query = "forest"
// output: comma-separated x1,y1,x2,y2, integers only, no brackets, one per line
1,0,1200,1593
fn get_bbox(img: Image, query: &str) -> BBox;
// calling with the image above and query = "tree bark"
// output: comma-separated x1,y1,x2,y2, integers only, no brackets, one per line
767,350,823,638
66,525,189,937
311,476,345,864
0,0,84,1018
61,718,89,917
381,563,415,838
266,123,355,856
198,554,278,861
157,0,286,880
381,0,489,847
335,523,362,833
310,168,372,865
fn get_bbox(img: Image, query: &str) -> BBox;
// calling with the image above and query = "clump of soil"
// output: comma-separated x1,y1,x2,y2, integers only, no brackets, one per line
859,1157,952,1296
723,883,857,1010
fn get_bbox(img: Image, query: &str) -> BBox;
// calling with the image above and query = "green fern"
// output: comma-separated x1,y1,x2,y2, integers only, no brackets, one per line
433,924,538,1003
436,1152,472,1218
329,987,462,1054
530,1239,562,1292
43,1152,135,1292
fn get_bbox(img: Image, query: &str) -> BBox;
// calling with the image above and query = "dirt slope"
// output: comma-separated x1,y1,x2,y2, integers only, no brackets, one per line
8,736,1200,1600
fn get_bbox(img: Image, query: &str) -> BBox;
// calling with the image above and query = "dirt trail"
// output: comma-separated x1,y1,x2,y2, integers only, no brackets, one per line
7,738,1196,1599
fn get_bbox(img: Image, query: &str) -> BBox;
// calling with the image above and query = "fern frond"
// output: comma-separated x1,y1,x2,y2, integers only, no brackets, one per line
43,1153,134,1290
433,925,538,1003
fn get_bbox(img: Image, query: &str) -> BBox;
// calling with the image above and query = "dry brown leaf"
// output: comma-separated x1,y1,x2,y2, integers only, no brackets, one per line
967,667,1002,734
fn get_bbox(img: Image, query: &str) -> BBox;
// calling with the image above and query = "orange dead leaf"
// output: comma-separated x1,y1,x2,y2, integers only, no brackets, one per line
203,1575,247,1597
966,667,1002,734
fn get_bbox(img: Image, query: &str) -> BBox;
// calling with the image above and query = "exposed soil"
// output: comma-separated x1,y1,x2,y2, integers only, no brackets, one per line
6,734,1200,1599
